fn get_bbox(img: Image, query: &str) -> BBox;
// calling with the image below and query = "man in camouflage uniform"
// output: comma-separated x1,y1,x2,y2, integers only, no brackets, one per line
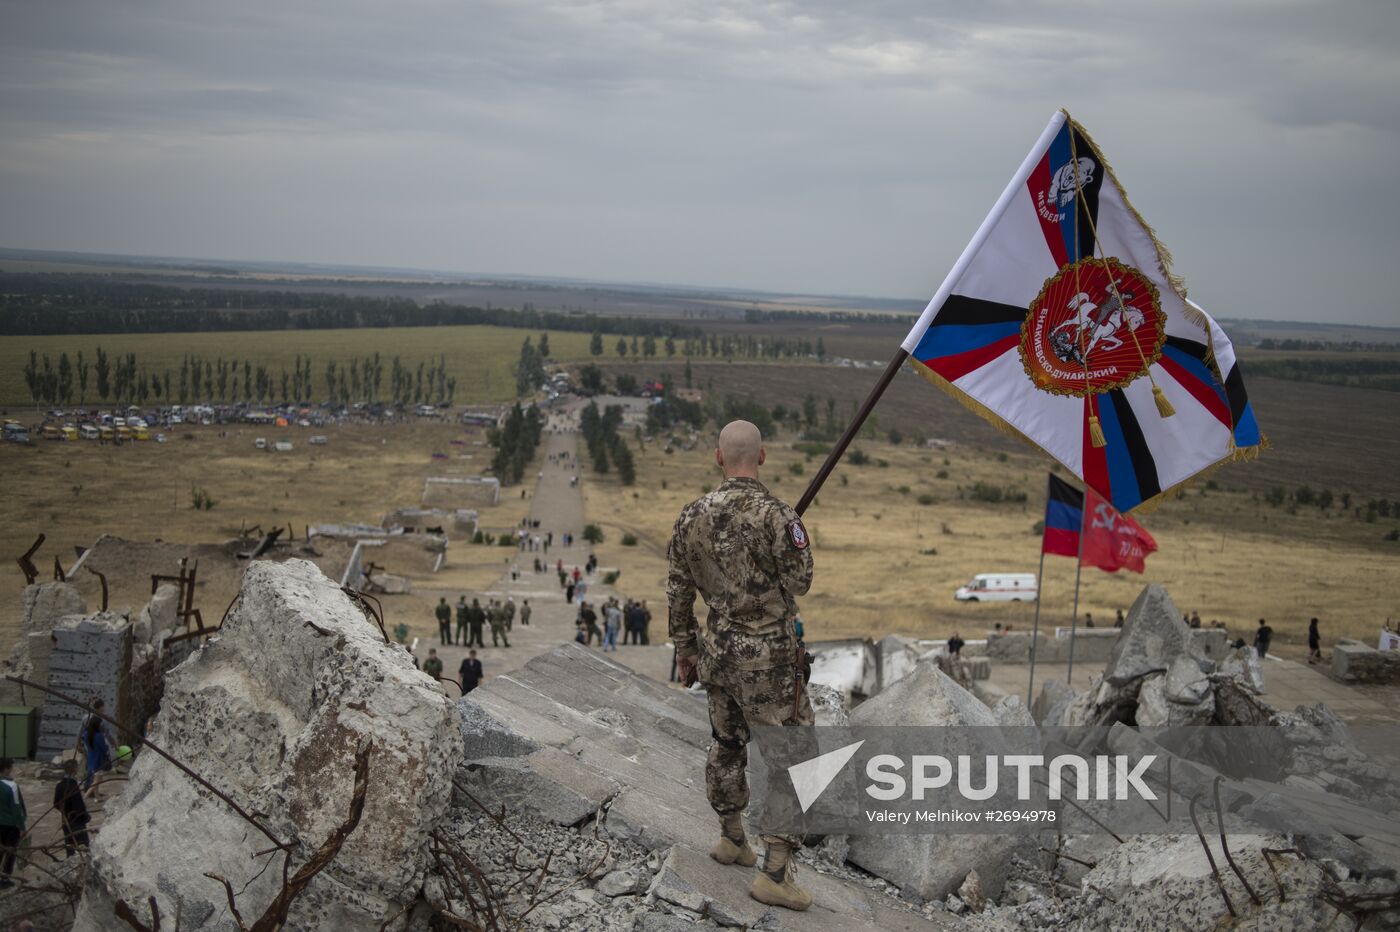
668,419,815,912
488,600,511,648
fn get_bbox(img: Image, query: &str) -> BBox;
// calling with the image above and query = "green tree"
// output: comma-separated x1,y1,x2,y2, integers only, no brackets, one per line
590,331,604,356
95,347,111,401
23,350,39,404
76,351,89,404
617,337,628,357
538,332,551,358
665,336,676,357
684,358,693,388
57,352,74,405
614,440,636,485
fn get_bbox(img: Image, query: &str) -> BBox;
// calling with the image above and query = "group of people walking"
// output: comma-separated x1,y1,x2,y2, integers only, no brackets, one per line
574,597,652,650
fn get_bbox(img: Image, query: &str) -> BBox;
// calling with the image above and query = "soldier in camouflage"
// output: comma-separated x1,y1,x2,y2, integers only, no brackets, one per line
668,420,815,912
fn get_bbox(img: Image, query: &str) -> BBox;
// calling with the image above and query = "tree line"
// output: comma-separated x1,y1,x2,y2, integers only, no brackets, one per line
0,273,703,339
579,401,635,485
490,403,545,484
20,348,458,408
585,331,829,362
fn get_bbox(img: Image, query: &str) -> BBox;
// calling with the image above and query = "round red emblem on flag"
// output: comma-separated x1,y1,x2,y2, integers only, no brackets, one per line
1019,257,1165,396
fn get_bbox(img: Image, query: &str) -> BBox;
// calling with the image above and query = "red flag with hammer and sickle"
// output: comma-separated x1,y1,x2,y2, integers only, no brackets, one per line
1081,485,1157,574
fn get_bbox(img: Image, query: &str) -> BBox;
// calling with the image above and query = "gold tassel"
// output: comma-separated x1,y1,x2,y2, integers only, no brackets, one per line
1152,384,1176,418
1088,415,1106,448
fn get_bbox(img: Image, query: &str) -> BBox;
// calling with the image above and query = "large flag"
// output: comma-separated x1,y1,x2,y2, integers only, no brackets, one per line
1041,473,1084,558
902,110,1263,513
1082,485,1157,574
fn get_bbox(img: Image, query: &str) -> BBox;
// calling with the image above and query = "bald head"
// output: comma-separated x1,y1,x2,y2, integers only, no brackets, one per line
716,420,765,477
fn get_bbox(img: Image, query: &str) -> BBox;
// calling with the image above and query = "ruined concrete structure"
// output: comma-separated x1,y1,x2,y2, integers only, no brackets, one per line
7,561,1390,931
74,560,462,931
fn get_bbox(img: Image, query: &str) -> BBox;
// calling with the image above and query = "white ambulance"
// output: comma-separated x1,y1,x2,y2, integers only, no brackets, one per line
954,573,1038,602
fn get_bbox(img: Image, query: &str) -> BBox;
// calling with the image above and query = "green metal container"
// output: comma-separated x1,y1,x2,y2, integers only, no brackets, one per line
0,706,37,760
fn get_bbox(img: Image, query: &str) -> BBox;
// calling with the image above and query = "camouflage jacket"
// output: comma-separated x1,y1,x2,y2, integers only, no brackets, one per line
667,477,813,672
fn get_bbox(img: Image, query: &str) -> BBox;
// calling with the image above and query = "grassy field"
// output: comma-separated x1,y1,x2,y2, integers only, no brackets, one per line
583,432,1400,653
596,360,1400,499
0,419,534,643
0,325,595,408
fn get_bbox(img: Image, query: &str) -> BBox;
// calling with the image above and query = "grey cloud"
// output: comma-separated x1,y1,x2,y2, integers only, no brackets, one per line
1,0,1397,323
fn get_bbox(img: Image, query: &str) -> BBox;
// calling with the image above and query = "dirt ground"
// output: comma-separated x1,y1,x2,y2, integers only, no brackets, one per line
0,418,530,643
584,433,1400,652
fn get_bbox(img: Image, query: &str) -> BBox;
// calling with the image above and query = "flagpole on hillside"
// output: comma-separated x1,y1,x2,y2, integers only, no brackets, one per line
794,349,909,516
1066,505,1087,684
1027,546,1047,706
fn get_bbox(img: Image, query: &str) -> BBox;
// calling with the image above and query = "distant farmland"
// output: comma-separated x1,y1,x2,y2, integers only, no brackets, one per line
0,325,595,407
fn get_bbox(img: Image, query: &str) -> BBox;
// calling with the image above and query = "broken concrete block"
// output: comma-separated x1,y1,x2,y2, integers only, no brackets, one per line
1163,655,1212,705
993,694,1035,728
458,696,540,759
1217,645,1265,693
133,582,181,647
1136,673,1212,728
457,746,617,827
596,868,648,897
956,869,985,913
875,633,921,693
1,582,87,707
847,662,1027,901
1073,832,1337,929
1331,640,1400,684
1103,584,1193,687
365,570,411,594
37,611,132,762
985,632,1039,663
74,559,462,932
1188,626,1228,660
1032,679,1075,727
806,681,850,727
851,662,999,729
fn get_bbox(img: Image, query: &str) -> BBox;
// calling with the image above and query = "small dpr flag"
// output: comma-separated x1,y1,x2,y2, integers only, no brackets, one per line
1042,474,1084,558
901,110,1263,513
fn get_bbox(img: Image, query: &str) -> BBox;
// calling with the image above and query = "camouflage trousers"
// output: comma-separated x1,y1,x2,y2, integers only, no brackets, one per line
704,664,814,848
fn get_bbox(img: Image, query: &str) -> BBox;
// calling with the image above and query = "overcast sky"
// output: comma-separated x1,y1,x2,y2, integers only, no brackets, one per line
3,1,1397,324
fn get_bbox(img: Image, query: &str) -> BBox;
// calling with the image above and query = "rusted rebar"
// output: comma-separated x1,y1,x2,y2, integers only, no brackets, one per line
1188,792,1235,918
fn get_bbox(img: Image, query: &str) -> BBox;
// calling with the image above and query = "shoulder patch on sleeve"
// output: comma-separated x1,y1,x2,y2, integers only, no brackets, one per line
786,519,809,550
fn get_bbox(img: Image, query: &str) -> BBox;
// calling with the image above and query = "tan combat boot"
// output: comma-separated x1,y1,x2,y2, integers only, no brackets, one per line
748,841,812,911
710,813,757,867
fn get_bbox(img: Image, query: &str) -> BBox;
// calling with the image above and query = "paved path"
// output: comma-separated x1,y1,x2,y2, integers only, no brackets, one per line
428,422,672,695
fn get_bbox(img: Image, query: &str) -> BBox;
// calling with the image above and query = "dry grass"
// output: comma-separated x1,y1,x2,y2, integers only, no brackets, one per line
0,420,532,642
584,435,1400,652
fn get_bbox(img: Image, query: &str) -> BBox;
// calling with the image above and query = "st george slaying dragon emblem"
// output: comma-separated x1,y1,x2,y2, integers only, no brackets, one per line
1019,257,1166,396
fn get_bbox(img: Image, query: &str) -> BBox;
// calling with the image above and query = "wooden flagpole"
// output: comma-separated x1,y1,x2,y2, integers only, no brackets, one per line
794,348,909,516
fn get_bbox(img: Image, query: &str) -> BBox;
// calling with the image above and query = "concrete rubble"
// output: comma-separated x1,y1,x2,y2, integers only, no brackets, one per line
13,564,1394,932
458,644,960,930
846,663,1033,904
1331,639,1400,685
74,559,463,931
